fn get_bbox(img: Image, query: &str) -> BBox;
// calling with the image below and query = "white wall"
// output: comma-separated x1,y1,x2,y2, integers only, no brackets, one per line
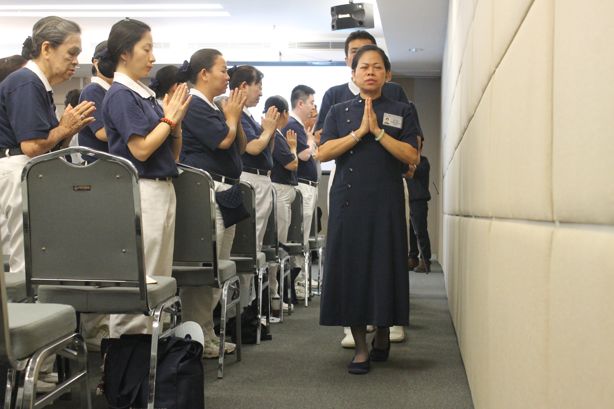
441,0,614,408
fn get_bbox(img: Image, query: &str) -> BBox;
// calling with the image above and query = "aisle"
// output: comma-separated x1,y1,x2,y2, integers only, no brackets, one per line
204,264,474,409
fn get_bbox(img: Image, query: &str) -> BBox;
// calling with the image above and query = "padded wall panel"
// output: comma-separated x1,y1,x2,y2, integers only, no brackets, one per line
459,217,491,409
552,0,614,225
471,0,494,109
492,0,534,69
488,220,552,409
443,150,460,215
490,0,553,221
443,215,461,324
549,225,614,408
459,86,493,217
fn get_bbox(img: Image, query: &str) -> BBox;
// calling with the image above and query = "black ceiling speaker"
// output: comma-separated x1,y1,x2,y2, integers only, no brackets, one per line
331,2,374,31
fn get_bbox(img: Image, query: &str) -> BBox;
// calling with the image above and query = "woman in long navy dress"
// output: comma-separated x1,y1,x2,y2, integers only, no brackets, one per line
318,45,420,374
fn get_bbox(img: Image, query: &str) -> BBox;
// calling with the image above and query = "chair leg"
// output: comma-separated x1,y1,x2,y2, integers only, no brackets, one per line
317,247,323,294
5,368,17,409
256,269,263,345
304,250,310,307
235,286,242,363
278,257,285,323
147,296,181,409
218,280,230,379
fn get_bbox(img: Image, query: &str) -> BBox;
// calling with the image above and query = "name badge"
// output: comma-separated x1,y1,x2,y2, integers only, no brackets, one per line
383,113,403,129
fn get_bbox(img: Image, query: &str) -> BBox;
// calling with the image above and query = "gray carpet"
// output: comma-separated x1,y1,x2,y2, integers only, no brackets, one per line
44,262,474,409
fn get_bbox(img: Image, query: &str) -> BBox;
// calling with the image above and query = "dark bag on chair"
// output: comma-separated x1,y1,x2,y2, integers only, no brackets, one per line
102,334,204,409
215,184,250,228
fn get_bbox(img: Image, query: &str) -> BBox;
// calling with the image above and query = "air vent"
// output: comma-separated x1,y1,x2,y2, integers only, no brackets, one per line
289,41,345,50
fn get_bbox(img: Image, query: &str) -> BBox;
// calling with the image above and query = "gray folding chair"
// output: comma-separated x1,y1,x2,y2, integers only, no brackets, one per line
21,147,181,409
281,188,310,307
308,206,325,296
3,250,26,302
1,255,90,409
172,164,241,379
230,181,270,344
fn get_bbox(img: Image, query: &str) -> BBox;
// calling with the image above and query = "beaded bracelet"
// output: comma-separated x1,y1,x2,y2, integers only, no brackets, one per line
159,117,176,131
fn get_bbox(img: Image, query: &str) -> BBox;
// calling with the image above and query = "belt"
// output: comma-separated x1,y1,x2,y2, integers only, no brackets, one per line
0,147,23,158
298,178,318,187
211,173,240,185
243,167,271,177
143,176,173,182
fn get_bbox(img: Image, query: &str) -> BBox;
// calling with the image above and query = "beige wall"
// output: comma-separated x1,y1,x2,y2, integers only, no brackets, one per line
442,0,614,408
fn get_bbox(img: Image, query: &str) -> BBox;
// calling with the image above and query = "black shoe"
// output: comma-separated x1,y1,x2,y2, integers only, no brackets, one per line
347,357,370,375
369,336,391,362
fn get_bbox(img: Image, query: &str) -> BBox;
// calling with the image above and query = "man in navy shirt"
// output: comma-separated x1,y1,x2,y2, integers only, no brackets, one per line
316,30,422,347
283,85,318,301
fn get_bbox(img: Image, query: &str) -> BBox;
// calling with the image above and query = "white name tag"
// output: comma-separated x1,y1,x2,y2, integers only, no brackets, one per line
383,113,403,129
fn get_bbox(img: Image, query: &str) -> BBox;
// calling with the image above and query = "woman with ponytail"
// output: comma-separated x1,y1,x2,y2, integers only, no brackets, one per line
177,48,246,358
0,16,94,279
100,18,191,337
149,65,182,103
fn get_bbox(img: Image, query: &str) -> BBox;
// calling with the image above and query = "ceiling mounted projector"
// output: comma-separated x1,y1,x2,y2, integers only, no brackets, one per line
331,2,374,31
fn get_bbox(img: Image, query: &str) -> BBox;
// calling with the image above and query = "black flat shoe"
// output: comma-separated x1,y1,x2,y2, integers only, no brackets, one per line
370,336,391,362
347,357,370,375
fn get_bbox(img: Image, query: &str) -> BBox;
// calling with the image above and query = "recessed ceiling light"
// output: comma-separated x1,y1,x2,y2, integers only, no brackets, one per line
408,47,424,53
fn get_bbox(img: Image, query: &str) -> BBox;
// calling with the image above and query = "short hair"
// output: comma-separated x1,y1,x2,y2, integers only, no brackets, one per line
290,85,315,109
176,48,222,84
98,19,150,79
344,30,376,57
64,88,81,108
91,40,107,76
21,16,81,60
228,65,263,90
351,45,391,72
150,65,180,98
263,95,289,114
0,55,27,82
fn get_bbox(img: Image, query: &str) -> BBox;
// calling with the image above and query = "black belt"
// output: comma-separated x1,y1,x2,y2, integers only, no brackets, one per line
0,147,23,158
298,178,318,187
243,167,271,177
211,173,240,185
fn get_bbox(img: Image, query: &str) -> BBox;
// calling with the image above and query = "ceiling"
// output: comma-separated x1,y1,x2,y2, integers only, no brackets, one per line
0,0,449,77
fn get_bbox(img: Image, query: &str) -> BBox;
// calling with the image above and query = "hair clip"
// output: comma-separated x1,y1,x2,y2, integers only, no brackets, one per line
179,60,190,74
149,78,160,90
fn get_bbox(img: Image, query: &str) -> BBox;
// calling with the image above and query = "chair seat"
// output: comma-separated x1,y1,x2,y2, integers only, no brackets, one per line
172,260,236,286
4,272,26,302
280,242,304,256
8,303,76,360
231,252,267,273
309,236,325,250
37,276,177,314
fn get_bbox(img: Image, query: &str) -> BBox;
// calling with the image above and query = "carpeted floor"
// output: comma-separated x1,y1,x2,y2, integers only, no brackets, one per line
43,262,474,409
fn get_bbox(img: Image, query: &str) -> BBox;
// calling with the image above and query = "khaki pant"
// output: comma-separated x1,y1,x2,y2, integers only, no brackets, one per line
270,183,297,295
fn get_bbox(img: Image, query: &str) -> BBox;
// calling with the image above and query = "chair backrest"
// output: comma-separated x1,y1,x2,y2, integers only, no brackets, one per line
310,205,318,240
287,188,304,244
0,267,14,367
22,147,146,300
230,181,257,258
172,165,218,277
262,188,278,251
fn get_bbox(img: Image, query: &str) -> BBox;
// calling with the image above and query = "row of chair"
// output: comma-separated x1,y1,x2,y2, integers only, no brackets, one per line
1,146,325,409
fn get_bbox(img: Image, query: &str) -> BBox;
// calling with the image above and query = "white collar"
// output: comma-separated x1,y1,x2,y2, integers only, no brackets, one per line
25,60,52,92
243,106,254,117
90,76,111,91
290,112,304,127
189,88,219,111
347,80,360,96
113,72,156,99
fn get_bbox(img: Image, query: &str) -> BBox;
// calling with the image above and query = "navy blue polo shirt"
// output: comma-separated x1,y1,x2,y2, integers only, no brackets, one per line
283,115,317,182
78,77,110,161
240,110,273,171
180,90,242,179
0,65,58,149
316,81,422,136
102,73,178,179
271,129,297,185
321,95,420,179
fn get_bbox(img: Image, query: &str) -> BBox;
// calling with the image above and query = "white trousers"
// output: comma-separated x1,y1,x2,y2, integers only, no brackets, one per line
270,183,296,295
0,155,29,276
110,179,176,337
294,183,318,276
180,181,236,341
